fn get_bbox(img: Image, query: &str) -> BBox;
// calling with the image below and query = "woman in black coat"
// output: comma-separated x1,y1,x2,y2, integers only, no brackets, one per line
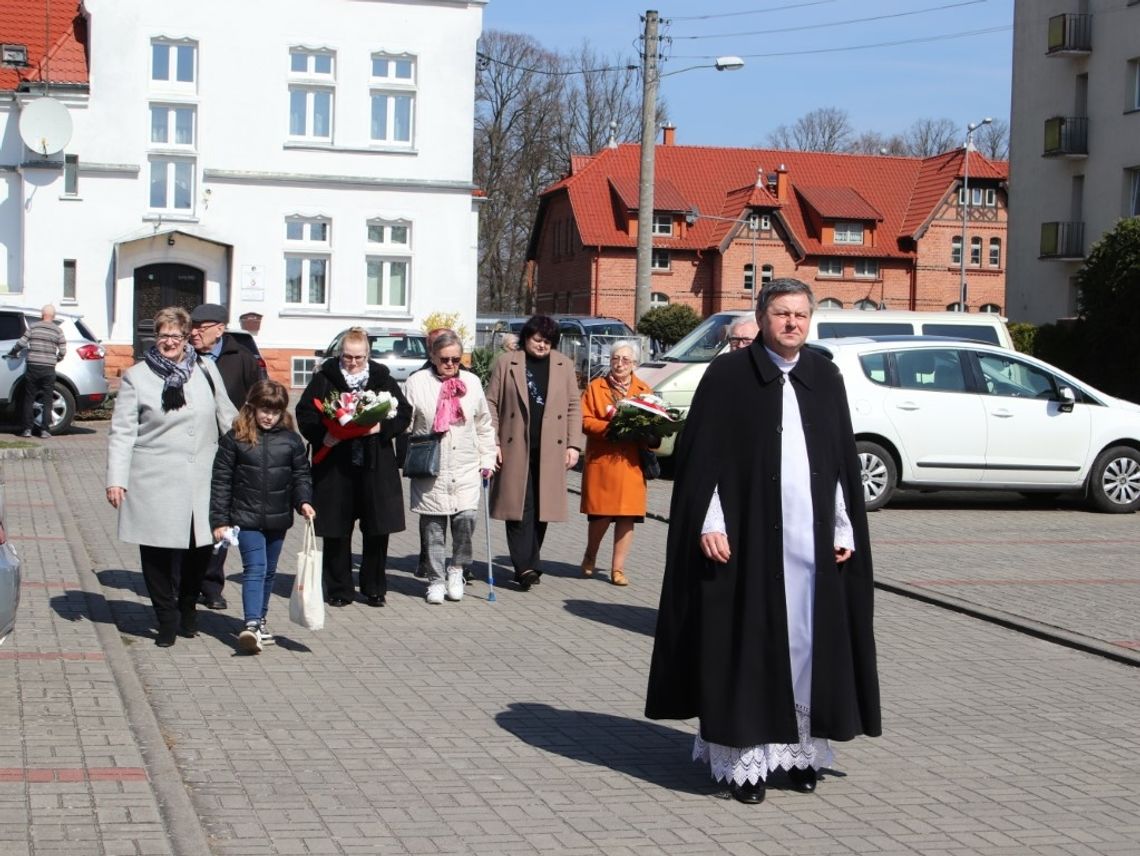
295,328,412,607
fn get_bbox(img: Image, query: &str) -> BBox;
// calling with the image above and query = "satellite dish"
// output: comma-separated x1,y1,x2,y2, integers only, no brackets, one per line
18,97,73,156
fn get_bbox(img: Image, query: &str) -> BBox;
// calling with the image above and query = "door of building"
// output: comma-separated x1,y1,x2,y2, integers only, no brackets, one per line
133,263,205,358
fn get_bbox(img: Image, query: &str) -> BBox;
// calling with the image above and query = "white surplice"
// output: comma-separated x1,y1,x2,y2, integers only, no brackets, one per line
694,348,854,784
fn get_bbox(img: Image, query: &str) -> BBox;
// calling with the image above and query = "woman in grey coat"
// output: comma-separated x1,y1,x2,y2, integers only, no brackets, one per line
106,307,237,647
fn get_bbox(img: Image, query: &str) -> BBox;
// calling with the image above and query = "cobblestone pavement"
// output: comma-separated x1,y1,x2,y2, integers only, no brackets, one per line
3,425,1139,855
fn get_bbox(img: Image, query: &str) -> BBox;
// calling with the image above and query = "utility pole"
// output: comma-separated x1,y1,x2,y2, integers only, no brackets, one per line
634,10,659,325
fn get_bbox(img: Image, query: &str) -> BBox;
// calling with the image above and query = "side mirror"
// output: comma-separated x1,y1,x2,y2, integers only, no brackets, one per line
1058,386,1075,413
313,349,325,357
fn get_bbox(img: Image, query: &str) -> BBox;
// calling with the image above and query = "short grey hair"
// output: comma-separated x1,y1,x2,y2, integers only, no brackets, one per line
610,339,641,362
756,278,816,315
728,316,759,335
430,330,463,356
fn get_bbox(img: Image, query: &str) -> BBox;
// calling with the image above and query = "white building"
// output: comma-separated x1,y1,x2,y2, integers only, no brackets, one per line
1007,0,1140,325
1,0,485,384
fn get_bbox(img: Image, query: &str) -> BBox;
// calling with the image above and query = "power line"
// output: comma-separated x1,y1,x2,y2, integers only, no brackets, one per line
670,0,986,41
670,24,1012,60
476,51,637,77
668,0,840,22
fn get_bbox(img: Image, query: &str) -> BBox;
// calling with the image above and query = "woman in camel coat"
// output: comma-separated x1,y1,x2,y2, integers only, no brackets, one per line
579,341,652,587
486,315,584,590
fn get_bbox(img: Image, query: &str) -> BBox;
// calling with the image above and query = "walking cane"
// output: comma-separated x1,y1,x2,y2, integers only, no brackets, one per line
482,474,496,603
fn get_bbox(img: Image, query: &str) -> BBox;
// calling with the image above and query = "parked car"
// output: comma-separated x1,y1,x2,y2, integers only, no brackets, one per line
0,483,17,646
812,336,1140,513
549,315,642,381
315,327,429,384
225,330,269,380
639,308,1015,457
0,305,109,433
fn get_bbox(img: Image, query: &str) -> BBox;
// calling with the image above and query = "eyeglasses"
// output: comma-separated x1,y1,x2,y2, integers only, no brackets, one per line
728,336,754,346
341,354,368,363
191,321,223,330
156,334,185,342
437,356,462,365
610,356,635,364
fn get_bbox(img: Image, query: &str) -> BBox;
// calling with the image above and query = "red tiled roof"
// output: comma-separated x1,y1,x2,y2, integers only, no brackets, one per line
0,1,88,91
607,175,688,212
534,143,1008,260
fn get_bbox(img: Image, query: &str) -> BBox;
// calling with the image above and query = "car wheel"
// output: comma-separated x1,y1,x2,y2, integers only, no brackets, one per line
1088,445,1140,513
37,383,76,433
857,440,897,511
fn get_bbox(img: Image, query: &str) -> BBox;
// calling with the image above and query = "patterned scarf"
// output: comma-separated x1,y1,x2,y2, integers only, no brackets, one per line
144,344,196,411
606,372,631,403
432,376,467,433
341,365,370,390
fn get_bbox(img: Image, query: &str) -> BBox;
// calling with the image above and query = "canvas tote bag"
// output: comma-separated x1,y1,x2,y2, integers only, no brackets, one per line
289,519,325,630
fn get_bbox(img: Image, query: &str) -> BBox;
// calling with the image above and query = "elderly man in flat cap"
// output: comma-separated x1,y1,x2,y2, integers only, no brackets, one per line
189,303,262,610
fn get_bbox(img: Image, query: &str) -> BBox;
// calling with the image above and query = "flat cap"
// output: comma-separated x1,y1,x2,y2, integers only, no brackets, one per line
190,303,228,324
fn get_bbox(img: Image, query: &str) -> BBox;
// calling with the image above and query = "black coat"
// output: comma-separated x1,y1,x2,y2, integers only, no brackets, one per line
215,334,263,409
210,425,313,532
295,358,412,537
645,342,881,747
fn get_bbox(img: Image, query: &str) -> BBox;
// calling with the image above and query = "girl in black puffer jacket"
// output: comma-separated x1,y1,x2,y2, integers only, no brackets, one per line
211,380,314,653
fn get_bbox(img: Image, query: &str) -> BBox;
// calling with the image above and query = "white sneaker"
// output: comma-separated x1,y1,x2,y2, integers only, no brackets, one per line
258,619,274,645
426,581,446,605
238,624,262,654
445,568,464,602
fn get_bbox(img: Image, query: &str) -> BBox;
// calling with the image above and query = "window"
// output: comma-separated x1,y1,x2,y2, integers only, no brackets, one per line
854,298,880,311
151,40,196,86
285,216,330,306
289,49,335,141
148,157,194,211
922,323,1001,346
970,236,982,266
1129,168,1140,217
854,259,879,279
292,356,318,388
951,236,963,266
759,214,771,231
834,222,864,245
958,187,987,207
761,264,774,286
743,263,754,291
365,258,408,309
819,297,844,309
651,249,670,271
818,258,842,277
652,213,673,236
946,301,966,311
650,292,670,308
985,188,997,207
858,352,888,385
63,154,78,196
63,259,76,301
1130,59,1140,111
370,53,416,146
895,348,967,392
980,303,1002,314
366,220,410,247
989,237,1002,267
286,217,330,242
0,313,26,339
976,353,1058,399
150,105,195,147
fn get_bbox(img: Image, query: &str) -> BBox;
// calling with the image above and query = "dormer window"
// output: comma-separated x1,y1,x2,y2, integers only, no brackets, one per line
834,222,864,245
652,213,673,236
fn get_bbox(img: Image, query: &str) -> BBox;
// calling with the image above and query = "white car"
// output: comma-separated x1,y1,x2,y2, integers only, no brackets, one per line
813,337,1140,513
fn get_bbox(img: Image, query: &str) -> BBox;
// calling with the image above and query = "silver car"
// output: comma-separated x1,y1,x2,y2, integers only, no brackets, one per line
315,327,429,385
0,484,18,646
0,305,110,433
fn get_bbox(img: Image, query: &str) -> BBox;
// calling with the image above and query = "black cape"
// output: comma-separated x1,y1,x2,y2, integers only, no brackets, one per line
645,342,881,747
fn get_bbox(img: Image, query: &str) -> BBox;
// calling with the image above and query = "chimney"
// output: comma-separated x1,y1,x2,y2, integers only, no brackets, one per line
775,164,788,202
755,167,764,188
661,123,676,146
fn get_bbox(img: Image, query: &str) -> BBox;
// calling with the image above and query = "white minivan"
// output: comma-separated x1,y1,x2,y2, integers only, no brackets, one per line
638,309,1014,458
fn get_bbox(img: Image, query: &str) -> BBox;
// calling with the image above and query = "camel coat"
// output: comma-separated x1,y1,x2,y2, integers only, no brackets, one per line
580,374,652,517
486,349,584,522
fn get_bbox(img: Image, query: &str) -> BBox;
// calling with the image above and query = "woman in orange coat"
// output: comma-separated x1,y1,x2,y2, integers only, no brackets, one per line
579,340,652,586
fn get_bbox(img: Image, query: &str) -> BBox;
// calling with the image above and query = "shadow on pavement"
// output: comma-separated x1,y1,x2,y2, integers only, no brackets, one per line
494,702,714,796
562,598,657,637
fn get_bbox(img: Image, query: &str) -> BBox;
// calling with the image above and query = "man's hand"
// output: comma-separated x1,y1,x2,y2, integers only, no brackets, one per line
322,434,341,448
700,531,731,563
212,526,230,543
300,503,316,520
106,486,126,508
565,448,580,469
834,546,852,563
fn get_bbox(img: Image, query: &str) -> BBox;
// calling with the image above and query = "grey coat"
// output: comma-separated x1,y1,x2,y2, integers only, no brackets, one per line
107,359,237,549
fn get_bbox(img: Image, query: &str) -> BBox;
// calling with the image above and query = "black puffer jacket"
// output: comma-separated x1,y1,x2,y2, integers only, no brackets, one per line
210,425,313,532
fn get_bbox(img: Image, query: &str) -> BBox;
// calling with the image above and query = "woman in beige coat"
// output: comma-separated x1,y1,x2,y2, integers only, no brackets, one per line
486,316,584,590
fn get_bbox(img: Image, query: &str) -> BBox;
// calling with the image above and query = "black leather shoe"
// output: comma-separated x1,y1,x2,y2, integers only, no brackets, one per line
366,595,385,607
328,597,352,607
204,598,227,610
516,569,539,591
155,626,177,647
178,625,198,639
729,780,766,805
787,766,817,793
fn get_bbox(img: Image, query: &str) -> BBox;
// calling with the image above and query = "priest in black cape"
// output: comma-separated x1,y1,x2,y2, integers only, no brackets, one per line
645,278,880,805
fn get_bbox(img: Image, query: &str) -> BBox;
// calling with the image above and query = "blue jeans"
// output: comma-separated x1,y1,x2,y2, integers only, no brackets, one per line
237,529,286,625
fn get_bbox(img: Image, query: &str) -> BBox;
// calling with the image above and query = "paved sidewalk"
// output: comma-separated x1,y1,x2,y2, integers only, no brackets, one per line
3,426,1139,855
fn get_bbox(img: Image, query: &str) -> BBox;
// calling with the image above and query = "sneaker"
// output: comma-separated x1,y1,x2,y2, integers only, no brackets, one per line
462,567,474,585
19,429,31,438
258,619,274,645
445,568,464,602
425,581,446,605
238,624,262,654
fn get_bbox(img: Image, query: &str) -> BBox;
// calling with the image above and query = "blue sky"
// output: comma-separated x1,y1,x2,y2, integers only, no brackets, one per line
482,0,1014,149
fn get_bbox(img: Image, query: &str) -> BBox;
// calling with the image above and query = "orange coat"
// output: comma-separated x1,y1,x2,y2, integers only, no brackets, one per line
580,374,652,517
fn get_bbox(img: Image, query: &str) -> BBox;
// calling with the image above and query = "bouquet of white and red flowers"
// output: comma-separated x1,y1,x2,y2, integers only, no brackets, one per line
606,393,684,443
311,389,397,464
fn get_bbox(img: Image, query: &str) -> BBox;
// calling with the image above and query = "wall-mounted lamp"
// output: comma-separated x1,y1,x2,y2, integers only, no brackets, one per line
167,234,175,247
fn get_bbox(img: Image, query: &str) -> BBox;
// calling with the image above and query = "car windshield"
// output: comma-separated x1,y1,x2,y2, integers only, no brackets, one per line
369,335,427,360
659,312,743,362
580,322,633,337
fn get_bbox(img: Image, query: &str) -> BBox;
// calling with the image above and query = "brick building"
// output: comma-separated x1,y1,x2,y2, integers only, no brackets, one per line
527,134,1008,325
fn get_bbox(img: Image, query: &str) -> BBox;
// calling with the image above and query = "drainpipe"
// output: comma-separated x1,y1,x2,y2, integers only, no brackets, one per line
908,255,917,310
592,246,601,315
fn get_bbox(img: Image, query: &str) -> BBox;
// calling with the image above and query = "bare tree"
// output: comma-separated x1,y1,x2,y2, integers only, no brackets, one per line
904,117,959,157
551,43,645,168
975,118,1009,160
766,107,854,152
848,130,908,156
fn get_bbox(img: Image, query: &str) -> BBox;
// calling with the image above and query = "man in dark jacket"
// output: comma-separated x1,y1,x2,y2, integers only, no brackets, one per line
645,279,880,805
8,305,67,437
190,303,261,609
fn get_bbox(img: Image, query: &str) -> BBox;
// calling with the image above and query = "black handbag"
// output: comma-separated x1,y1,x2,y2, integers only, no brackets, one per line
638,447,661,481
403,433,441,478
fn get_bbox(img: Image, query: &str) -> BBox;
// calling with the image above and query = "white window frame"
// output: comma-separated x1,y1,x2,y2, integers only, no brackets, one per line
63,154,78,196
743,263,754,291
284,216,331,307
150,39,197,89
284,255,329,307
761,264,774,286
365,257,410,310
854,259,879,279
290,48,335,78
819,297,843,309
148,156,195,212
989,237,1002,267
833,221,864,245
650,291,670,308
985,188,997,207
366,219,411,248
1129,168,1140,217
370,52,416,147
818,258,843,277
62,259,76,301
652,213,673,236
285,216,331,244
759,214,771,231
651,249,671,271
149,103,196,149
970,236,983,267
289,86,334,141
980,303,1002,314
292,356,319,389
951,235,963,266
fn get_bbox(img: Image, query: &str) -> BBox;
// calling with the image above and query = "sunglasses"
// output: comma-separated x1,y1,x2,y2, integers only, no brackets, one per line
437,356,462,365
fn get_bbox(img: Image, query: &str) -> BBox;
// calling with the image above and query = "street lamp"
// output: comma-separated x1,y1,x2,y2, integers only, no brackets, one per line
958,116,992,312
634,9,743,323
685,205,762,311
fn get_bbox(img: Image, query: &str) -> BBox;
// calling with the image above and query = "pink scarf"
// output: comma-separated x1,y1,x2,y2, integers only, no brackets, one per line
432,376,467,433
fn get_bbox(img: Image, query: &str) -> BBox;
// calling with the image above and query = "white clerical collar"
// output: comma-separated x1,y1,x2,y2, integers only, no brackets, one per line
764,345,800,373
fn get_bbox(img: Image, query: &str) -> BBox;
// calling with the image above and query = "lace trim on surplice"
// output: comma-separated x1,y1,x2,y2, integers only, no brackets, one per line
692,705,835,786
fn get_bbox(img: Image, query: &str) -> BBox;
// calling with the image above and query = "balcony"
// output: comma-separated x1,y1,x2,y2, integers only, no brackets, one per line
1046,13,1092,55
1040,222,1085,260
1043,116,1088,158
